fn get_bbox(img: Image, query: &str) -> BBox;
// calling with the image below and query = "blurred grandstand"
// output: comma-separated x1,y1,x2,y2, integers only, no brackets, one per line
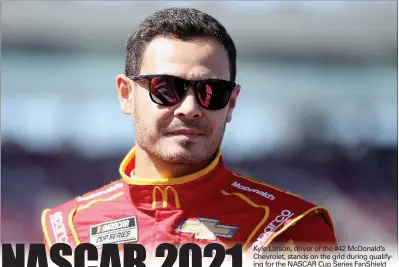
1,1,397,246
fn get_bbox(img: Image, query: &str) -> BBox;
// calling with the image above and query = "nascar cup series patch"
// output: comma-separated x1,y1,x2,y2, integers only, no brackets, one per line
90,216,138,247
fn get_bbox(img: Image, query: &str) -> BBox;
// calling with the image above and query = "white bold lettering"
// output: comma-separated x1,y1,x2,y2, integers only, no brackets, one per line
256,209,294,243
50,212,68,243
231,182,275,200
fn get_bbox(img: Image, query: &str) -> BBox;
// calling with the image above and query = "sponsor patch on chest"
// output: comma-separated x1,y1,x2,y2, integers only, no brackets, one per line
176,218,238,241
90,216,138,247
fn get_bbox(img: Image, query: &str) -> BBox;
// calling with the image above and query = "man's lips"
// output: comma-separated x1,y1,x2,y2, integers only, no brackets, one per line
169,129,205,135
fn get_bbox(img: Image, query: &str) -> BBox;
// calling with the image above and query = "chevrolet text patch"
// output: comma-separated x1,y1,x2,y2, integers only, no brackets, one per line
90,216,138,247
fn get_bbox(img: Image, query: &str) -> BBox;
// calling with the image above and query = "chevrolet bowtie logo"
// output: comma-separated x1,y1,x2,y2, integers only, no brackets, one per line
176,218,238,240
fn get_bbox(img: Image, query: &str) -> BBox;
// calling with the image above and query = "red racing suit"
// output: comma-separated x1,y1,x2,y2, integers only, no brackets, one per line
41,148,336,252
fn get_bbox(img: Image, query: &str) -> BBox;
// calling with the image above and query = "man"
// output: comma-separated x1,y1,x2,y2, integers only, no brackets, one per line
41,7,336,253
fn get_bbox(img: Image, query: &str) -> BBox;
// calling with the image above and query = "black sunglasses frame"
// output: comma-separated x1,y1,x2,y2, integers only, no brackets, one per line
128,74,237,110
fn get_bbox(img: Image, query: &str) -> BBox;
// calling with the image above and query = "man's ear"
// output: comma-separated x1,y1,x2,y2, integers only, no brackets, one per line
116,75,134,114
226,84,241,123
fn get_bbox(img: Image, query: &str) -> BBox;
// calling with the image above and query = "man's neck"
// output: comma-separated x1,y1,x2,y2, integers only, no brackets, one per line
133,146,212,179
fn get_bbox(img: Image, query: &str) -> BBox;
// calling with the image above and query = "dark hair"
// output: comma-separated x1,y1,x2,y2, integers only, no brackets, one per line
125,8,237,81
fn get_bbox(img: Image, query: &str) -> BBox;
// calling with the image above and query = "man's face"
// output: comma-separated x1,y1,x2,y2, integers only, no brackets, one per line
117,36,240,165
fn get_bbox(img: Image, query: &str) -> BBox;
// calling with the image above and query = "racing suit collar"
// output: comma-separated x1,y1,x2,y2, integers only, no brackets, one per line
119,146,222,186
119,147,231,210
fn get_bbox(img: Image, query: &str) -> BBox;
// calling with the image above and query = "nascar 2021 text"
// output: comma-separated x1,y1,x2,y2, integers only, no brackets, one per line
2,243,242,267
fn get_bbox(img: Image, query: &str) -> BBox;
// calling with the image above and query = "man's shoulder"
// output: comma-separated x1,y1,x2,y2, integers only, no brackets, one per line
75,179,125,204
225,172,335,246
41,179,126,246
42,179,125,216
225,171,315,208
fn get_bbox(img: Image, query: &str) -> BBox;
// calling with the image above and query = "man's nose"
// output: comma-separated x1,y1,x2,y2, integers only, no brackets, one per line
173,87,203,119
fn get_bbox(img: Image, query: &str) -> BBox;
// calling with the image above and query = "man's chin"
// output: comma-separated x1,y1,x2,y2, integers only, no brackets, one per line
164,146,204,164
158,141,212,165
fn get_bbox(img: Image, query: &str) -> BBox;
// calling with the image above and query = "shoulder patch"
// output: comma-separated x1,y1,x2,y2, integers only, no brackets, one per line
76,179,124,203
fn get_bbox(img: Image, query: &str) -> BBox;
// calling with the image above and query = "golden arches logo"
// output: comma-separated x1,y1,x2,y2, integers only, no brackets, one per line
152,186,181,209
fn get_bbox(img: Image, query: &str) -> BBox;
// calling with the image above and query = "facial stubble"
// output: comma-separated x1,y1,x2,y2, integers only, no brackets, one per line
133,100,226,166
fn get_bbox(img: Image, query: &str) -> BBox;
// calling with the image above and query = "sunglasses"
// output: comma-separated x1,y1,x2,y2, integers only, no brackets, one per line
128,74,237,110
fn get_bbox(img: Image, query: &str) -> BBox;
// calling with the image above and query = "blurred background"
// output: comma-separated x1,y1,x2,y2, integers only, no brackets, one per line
1,1,397,247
